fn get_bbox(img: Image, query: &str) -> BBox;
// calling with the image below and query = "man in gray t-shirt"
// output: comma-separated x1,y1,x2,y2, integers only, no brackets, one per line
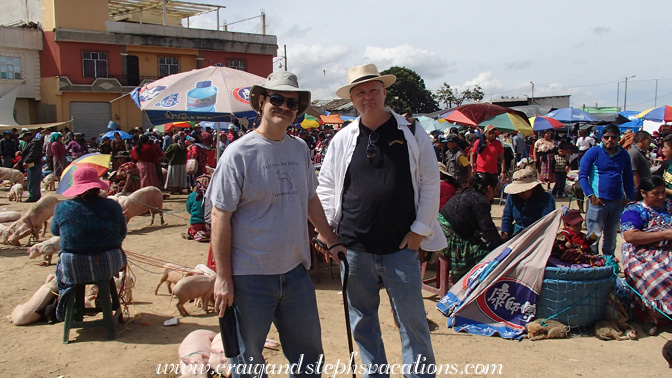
206,72,345,377
628,130,652,194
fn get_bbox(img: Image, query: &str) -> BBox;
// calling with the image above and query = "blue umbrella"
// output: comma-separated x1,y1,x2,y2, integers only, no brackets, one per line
101,130,132,140
545,107,598,123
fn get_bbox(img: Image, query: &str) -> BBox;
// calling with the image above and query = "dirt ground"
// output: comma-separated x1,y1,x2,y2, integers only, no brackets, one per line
1,192,670,377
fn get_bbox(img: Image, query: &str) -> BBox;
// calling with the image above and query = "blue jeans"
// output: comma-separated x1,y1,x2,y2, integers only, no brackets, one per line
342,248,435,378
552,172,567,197
231,264,323,378
585,199,623,256
26,163,41,201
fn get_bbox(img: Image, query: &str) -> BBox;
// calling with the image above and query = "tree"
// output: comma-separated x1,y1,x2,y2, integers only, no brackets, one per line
380,66,438,115
434,83,484,108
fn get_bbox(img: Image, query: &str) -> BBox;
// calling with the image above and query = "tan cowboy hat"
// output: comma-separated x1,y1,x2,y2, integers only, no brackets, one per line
249,72,311,116
336,64,396,99
504,168,542,195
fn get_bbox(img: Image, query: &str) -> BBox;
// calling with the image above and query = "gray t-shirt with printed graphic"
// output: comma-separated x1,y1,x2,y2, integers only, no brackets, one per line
206,131,317,275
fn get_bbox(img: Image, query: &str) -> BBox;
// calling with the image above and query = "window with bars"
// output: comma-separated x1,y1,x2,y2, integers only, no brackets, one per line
227,59,247,71
159,57,179,77
82,51,108,78
0,55,22,80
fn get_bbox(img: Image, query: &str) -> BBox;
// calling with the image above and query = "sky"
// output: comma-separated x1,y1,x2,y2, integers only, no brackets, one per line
185,0,672,113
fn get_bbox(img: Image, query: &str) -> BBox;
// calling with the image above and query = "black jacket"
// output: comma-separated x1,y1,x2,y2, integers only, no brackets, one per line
22,138,43,165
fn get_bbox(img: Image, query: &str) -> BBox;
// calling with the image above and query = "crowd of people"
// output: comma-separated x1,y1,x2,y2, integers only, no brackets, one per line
10,63,672,376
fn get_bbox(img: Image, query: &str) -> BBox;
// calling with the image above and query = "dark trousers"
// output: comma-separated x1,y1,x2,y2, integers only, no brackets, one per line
553,171,567,196
26,163,42,201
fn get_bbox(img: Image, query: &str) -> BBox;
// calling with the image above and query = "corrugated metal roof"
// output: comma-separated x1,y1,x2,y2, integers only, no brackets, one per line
108,0,221,21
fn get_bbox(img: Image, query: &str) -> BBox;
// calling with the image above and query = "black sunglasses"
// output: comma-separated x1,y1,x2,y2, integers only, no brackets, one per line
366,131,380,158
266,94,300,111
602,134,619,140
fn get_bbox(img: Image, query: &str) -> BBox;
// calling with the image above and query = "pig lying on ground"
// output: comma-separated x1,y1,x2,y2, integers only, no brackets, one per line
8,274,58,325
27,236,60,266
0,211,21,223
155,263,203,295
42,173,56,191
178,330,219,378
2,195,59,245
172,275,214,316
7,183,23,202
0,167,27,188
111,186,165,226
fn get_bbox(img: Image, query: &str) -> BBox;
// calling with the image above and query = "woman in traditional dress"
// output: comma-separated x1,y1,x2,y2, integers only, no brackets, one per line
111,132,128,171
164,133,188,194
439,172,502,284
533,129,556,189
620,175,672,336
186,136,207,191
133,135,163,189
52,166,127,321
51,132,68,177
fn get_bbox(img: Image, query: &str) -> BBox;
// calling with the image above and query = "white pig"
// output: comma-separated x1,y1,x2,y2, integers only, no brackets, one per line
27,235,61,266
3,195,59,245
0,167,27,188
155,263,202,295
172,275,214,316
111,186,165,226
178,329,217,378
7,183,23,202
42,173,56,191
0,211,21,223
8,274,58,325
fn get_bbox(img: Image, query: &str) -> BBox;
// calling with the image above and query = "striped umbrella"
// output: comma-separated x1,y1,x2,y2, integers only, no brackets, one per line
636,105,672,123
56,153,111,194
529,116,565,132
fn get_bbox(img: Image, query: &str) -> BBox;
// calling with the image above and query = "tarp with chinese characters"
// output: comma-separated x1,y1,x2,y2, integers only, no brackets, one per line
437,209,563,339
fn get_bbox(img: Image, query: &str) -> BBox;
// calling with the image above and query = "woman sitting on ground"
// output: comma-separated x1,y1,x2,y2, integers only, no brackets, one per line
620,175,672,336
501,168,556,241
52,166,127,321
439,172,502,284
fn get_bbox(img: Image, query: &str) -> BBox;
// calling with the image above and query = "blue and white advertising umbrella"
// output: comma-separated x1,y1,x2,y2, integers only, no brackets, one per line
545,107,598,123
130,66,266,126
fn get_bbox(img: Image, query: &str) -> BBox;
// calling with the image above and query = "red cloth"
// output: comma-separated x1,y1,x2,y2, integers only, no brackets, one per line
187,223,207,237
51,141,67,160
135,143,163,164
559,228,592,252
473,139,504,174
439,181,457,209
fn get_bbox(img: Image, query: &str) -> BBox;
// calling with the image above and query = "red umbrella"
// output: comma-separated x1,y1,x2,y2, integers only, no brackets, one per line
443,103,526,127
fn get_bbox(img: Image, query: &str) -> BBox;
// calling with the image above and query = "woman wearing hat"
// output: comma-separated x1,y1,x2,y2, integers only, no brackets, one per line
52,166,127,321
439,172,502,283
501,168,556,241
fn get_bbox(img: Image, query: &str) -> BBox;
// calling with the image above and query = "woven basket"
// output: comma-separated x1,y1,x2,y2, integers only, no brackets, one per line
537,266,615,327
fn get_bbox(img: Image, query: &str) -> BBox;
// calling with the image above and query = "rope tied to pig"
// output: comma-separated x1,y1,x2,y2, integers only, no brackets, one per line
125,250,201,275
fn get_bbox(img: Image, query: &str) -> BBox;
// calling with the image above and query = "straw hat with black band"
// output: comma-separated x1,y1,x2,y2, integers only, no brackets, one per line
336,64,396,99
249,72,311,117
504,168,542,195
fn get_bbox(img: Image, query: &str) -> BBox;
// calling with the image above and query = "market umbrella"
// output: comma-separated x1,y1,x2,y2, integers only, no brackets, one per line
56,153,111,194
529,116,565,132
478,112,533,136
544,107,598,123
130,65,266,125
101,130,132,140
153,121,196,133
636,105,672,123
418,116,450,133
301,114,321,129
443,103,519,126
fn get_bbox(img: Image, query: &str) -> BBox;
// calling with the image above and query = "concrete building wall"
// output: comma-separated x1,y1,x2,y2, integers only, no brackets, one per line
0,0,42,26
43,0,109,32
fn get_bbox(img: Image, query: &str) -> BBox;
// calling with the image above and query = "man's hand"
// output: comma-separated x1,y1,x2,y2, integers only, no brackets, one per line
589,196,603,206
501,232,510,242
214,275,234,318
399,231,423,251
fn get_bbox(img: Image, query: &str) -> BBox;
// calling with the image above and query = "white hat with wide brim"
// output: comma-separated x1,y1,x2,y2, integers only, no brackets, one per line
504,168,542,194
336,64,396,99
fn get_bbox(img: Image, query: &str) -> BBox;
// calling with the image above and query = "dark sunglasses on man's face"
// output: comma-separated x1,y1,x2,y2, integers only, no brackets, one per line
602,134,619,140
267,94,300,111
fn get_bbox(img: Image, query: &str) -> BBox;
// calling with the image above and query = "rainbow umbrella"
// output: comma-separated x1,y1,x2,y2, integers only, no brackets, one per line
56,153,111,194
301,114,321,129
636,105,672,123
529,116,565,132
478,112,533,136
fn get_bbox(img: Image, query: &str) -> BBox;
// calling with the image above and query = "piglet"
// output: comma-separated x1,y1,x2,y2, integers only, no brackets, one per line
0,211,21,223
42,173,56,191
3,195,59,245
172,275,215,316
178,329,217,378
7,183,23,202
111,186,165,226
27,236,61,266
8,274,58,325
155,263,202,295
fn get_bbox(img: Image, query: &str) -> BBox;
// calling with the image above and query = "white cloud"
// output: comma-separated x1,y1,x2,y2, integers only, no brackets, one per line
281,44,353,99
362,44,450,81
460,72,505,94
